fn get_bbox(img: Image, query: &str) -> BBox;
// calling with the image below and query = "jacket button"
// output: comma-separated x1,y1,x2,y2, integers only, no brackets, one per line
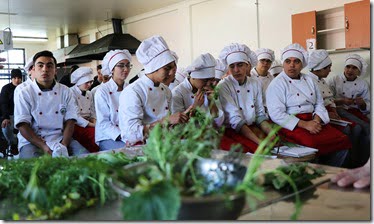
191,95,194,98
161,88,164,91
237,90,240,93
247,90,250,93
54,92,57,95
310,93,313,96
239,107,242,110
342,92,345,95
109,91,113,95
251,105,254,108
149,88,152,91
289,81,292,83
297,93,299,96
39,112,43,115
153,108,155,112
165,107,168,110
38,93,42,96
298,105,301,108
55,111,58,114
116,109,118,112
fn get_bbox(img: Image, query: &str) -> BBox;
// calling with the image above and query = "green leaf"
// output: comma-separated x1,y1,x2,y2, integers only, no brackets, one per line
121,180,181,220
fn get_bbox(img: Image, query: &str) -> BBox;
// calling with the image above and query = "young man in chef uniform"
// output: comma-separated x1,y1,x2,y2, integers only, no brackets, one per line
218,43,274,153
326,54,370,135
119,35,189,145
14,50,88,158
266,44,350,167
171,53,224,127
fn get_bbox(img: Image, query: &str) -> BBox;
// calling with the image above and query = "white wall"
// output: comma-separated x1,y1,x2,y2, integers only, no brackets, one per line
24,0,369,82
13,41,48,62
121,0,369,81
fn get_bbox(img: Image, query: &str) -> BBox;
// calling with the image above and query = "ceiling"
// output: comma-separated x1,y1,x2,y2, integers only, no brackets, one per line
0,0,184,40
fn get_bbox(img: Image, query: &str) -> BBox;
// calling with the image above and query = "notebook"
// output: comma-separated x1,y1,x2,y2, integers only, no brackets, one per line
272,145,318,158
329,118,352,127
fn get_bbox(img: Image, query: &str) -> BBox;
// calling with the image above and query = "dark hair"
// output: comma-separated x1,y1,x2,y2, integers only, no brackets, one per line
33,50,57,66
70,65,79,74
11,69,22,79
97,64,102,70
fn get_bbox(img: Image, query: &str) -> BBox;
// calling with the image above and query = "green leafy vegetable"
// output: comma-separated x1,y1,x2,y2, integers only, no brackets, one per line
121,180,180,220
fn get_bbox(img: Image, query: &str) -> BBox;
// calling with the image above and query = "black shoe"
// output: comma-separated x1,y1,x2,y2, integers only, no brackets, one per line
10,144,18,155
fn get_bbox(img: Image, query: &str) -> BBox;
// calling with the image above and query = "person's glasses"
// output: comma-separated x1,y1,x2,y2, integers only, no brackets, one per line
116,63,133,69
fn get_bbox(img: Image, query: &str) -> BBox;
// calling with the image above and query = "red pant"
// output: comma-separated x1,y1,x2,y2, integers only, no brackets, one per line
220,126,261,153
279,113,351,156
73,125,99,153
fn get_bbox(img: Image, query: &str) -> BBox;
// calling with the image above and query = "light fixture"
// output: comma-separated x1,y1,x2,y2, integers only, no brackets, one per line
12,36,48,42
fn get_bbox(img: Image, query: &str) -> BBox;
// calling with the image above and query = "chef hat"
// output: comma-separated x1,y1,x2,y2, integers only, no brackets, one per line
345,54,368,77
255,48,275,62
101,49,132,76
219,43,257,66
136,35,175,74
269,60,283,76
24,57,34,72
71,67,94,86
280,43,308,68
170,50,179,64
307,50,332,71
186,53,216,79
175,67,188,84
215,59,227,79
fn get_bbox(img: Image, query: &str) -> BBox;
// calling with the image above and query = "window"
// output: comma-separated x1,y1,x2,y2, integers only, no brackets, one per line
0,48,26,90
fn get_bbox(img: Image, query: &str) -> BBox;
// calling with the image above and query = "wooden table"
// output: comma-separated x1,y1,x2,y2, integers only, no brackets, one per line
68,149,370,221
238,163,370,221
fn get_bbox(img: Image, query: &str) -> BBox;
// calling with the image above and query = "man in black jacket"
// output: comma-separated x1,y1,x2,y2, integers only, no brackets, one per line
0,69,22,154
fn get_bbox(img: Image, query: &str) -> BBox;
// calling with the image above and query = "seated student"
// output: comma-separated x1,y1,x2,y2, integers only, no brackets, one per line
70,67,99,153
212,58,227,86
269,59,283,78
327,54,370,135
307,50,369,167
169,67,188,90
0,69,23,154
266,43,351,167
171,53,224,127
14,50,88,158
250,48,275,108
119,35,189,145
90,64,103,90
217,43,274,153
95,49,132,151
163,50,179,88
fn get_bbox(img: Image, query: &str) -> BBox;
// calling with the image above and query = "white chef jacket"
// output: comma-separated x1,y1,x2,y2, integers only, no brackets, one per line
95,78,127,143
306,72,336,108
70,85,96,127
250,68,274,106
266,72,329,131
14,80,78,149
171,78,224,127
218,75,268,132
327,73,370,113
119,75,171,144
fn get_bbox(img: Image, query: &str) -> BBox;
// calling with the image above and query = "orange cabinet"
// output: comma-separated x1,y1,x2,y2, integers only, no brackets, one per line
291,0,370,50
